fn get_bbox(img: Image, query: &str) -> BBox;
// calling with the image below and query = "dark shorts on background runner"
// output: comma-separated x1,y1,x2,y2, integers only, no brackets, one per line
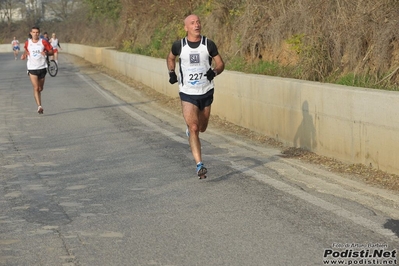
179,89,214,111
28,69,47,79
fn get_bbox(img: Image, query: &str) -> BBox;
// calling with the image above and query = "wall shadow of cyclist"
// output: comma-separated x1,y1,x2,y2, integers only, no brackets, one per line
293,100,317,151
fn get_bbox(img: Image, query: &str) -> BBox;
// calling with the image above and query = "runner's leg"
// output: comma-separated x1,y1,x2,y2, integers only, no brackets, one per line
181,101,202,164
29,74,45,107
53,52,58,64
198,105,211,132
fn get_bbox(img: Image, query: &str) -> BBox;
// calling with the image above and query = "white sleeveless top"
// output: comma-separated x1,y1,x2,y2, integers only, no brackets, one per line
11,40,19,47
51,38,59,49
26,39,47,70
178,36,214,95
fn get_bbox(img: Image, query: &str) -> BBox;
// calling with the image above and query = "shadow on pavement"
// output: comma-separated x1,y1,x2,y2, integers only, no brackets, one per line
383,219,399,238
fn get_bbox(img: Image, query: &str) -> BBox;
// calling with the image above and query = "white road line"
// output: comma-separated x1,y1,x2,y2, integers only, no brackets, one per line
78,73,397,240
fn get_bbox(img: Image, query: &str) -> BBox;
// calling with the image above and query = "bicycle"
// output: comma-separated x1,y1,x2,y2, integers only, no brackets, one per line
46,53,58,77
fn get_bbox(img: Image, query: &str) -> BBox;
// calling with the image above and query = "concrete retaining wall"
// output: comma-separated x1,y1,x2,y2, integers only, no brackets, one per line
0,44,14,54
3,43,398,175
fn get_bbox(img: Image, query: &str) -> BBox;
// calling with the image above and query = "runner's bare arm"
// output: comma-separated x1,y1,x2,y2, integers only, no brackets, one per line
166,51,177,72
21,50,28,60
212,54,225,75
21,41,29,60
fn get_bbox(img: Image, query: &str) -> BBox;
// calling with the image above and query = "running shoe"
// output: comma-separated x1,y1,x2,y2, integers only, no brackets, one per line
37,106,43,114
196,162,207,179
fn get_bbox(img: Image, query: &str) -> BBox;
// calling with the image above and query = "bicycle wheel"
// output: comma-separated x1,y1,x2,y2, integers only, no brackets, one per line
48,60,58,77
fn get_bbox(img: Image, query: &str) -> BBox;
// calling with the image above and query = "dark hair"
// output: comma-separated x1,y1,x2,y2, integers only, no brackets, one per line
31,26,40,31
43,32,48,35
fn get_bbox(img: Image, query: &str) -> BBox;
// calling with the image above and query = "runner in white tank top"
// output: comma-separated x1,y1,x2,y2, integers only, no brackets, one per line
21,26,54,114
50,33,62,64
166,14,225,179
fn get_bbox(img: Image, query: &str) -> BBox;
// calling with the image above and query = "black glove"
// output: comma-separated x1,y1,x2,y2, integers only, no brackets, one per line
205,68,216,81
169,70,178,84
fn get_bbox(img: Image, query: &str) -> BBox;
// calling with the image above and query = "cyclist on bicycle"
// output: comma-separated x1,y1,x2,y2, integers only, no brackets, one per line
21,26,53,114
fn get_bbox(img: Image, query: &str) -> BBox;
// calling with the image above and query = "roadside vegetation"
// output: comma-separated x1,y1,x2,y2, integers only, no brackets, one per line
2,0,399,90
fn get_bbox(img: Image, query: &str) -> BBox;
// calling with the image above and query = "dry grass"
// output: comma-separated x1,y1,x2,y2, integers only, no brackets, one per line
281,147,399,192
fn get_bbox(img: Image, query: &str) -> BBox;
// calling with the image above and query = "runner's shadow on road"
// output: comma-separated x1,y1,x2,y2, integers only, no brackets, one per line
383,219,399,238
208,155,280,182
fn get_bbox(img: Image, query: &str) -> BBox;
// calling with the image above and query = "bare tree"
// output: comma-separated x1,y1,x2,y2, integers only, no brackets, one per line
23,0,45,24
0,0,14,25
0,0,25,34
44,0,81,21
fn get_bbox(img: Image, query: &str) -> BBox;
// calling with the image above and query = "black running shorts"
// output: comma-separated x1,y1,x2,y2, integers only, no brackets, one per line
179,89,214,111
28,68,47,79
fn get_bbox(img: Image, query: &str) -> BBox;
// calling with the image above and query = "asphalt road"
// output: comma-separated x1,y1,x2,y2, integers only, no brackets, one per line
0,53,398,266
